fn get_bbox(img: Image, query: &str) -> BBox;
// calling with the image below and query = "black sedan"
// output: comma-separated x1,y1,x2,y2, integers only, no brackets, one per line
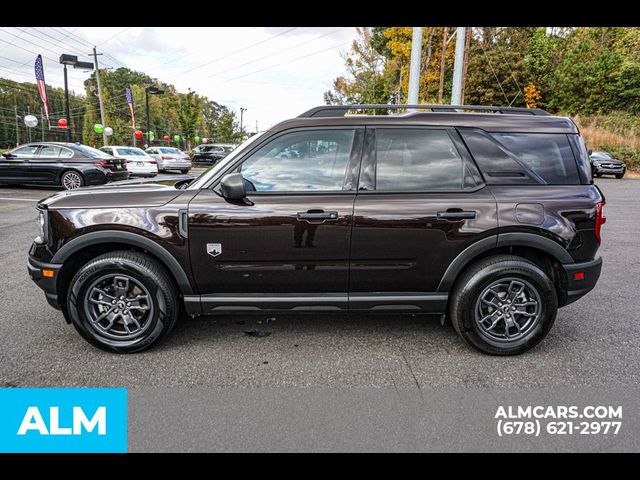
191,144,233,165
589,151,626,179
0,142,129,190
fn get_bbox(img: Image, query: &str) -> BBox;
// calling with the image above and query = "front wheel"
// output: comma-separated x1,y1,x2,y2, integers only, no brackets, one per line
180,169,190,174
449,255,558,355
615,173,624,179
66,251,179,353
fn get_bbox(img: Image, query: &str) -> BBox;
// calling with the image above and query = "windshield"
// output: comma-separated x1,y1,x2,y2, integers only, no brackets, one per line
75,144,114,159
116,147,146,156
160,147,180,154
187,133,266,190
592,151,613,159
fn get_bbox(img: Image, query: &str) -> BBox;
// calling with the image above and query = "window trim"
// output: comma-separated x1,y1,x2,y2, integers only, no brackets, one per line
208,126,365,195
358,126,485,194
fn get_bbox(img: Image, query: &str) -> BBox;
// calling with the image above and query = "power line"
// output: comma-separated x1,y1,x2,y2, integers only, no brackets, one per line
224,39,352,82
174,27,300,77
206,27,347,79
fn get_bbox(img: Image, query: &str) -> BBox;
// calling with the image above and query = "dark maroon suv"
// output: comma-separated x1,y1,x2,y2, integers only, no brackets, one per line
28,105,605,355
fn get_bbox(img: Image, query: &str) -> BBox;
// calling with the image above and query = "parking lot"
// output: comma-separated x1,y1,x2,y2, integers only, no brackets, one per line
1,177,639,389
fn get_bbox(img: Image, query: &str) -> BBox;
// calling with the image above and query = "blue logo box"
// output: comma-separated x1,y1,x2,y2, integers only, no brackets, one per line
0,388,127,453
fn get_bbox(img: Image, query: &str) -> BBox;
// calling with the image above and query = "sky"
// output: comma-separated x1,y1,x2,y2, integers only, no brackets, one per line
0,27,359,131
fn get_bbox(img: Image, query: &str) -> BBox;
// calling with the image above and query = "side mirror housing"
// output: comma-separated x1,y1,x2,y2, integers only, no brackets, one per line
220,172,247,200
2,152,15,158
587,149,593,155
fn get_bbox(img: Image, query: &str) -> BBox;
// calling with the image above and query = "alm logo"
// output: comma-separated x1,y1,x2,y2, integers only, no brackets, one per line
0,388,127,453
17,406,106,436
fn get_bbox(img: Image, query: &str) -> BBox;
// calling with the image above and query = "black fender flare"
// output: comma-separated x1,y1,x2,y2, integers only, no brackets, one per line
437,233,574,292
51,230,194,295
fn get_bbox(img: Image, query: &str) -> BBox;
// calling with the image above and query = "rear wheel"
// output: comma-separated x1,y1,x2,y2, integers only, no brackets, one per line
449,255,558,355
61,170,84,190
66,251,179,353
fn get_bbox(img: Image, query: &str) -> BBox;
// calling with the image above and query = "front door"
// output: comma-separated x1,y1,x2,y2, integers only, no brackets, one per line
188,127,363,312
349,127,497,309
31,144,66,184
0,145,39,182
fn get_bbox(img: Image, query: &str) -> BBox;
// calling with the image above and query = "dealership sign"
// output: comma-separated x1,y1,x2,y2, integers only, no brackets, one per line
0,388,127,453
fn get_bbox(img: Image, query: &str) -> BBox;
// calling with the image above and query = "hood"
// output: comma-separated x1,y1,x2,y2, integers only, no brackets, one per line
39,175,194,209
591,156,623,164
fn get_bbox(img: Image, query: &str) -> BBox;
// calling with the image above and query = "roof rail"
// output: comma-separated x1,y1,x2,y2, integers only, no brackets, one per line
299,104,551,118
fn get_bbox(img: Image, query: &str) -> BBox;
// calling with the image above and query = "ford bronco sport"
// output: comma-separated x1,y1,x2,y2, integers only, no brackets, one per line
28,104,605,355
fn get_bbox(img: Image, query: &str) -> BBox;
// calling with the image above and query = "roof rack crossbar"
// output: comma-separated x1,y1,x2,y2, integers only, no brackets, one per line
299,104,551,118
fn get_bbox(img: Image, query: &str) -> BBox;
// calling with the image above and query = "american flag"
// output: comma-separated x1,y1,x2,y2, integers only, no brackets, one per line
125,87,136,127
34,55,50,120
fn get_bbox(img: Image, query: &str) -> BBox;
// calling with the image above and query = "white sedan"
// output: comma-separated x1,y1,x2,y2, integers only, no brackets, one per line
100,146,158,177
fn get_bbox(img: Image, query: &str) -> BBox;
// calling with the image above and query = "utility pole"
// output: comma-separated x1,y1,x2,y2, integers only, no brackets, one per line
407,27,423,105
14,104,19,147
27,105,31,143
451,27,466,105
438,27,448,103
461,28,472,104
240,107,247,136
91,47,108,146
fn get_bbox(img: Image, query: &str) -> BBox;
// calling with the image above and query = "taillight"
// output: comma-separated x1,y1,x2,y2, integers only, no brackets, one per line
161,156,171,160
94,161,111,167
149,160,157,164
595,201,606,243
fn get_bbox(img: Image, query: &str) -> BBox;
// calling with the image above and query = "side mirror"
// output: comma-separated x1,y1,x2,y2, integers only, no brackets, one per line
587,149,593,155
2,152,15,158
220,172,247,200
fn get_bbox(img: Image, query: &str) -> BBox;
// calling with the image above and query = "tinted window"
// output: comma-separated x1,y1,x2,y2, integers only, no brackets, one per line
374,129,466,191
491,133,579,184
38,146,61,157
240,129,355,192
10,145,39,157
74,145,113,159
115,148,146,156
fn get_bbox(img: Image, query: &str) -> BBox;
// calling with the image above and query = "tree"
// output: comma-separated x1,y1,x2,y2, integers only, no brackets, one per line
178,89,202,150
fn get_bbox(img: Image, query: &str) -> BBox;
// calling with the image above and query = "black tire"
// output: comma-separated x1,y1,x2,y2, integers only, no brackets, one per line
60,170,84,190
180,169,190,174
594,173,602,178
449,255,558,355
66,251,179,353
615,173,624,179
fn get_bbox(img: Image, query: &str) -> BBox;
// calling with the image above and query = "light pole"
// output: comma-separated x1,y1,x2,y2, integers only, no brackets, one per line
240,107,247,138
145,86,164,147
59,54,77,143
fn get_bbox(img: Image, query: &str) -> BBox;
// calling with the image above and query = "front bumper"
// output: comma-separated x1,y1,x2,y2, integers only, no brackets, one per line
561,257,603,306
28,256,62,310
594,166,625,175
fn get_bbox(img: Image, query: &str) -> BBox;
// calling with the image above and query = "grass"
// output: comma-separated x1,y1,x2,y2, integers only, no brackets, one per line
572,113,640,172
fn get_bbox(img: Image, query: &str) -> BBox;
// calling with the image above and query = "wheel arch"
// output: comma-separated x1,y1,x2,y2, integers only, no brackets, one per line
437,233,573,294
53,231,194,306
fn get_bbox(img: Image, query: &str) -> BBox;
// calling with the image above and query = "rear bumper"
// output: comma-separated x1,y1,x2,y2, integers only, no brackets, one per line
104,170,130,183
561,257,602,306
28,255,62,310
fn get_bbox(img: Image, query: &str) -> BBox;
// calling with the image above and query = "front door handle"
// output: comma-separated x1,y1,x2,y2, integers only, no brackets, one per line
297,210,339,222
437,209,477,220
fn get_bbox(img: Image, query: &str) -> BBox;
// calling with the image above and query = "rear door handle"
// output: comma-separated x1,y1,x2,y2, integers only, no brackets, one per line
437,209,477,220
297,210,339,222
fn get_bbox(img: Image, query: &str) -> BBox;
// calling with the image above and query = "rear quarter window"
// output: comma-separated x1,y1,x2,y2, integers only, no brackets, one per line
491,133,580,185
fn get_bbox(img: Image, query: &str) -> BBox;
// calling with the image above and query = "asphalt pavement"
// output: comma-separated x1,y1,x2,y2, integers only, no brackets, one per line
1,177,639,389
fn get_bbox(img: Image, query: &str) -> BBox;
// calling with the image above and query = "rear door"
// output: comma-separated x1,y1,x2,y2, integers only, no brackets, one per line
349,127,497,309
31,144,64,184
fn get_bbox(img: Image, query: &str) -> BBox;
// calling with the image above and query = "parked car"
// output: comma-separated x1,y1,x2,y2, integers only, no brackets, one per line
191,144,235,165
28,104,604,355
145,147,191,173
100,146,158,177
589,151,626,178
0,142,128,190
